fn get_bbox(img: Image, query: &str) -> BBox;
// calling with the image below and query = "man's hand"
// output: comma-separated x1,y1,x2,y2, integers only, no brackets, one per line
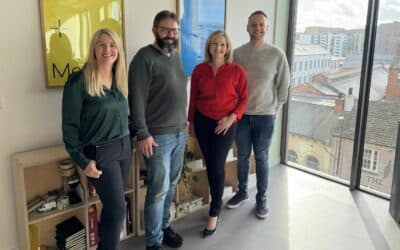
84,160,102,178
214,113,236,135
138,136,158,158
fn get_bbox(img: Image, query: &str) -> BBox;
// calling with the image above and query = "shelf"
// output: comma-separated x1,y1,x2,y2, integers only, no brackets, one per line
13,145,68,169
28,202,85,225
87,186,135,205
87,196,101,206
125,186,134,194
13,144,139,250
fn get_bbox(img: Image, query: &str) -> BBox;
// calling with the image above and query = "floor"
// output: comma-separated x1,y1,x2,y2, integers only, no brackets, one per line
121,166,400,250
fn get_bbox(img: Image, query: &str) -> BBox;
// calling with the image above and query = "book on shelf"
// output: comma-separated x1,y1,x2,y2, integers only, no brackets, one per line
87,182,97,197
88,205,99,247
63,229,85,245
55,216,86,250
65,235,86,248
27,197,45,214
56,229,85,248
65,238,86,250
29,224,39,250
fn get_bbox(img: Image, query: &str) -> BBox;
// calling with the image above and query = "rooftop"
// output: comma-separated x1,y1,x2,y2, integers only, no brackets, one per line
311,66,388,101
289,97,338,144
332,101,400,148
295,44,331,56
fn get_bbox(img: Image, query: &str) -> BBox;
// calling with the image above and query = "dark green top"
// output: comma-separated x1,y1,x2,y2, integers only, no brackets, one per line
62,70,130,170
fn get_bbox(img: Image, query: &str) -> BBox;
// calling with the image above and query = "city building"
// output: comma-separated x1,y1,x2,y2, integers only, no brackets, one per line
385,54,400,102
292,44,332,86
288,94,339,174
346,29,365,54
330,101,399,193
303,26,348,57
309,65,388,101
376,21,400,55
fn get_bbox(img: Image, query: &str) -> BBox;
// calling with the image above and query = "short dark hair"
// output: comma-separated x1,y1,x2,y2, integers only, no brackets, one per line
248,10,268,21
153,10,179,27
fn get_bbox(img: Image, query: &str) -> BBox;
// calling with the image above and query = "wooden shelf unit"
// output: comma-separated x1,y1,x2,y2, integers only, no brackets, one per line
12,145,136,250
12,138,255,248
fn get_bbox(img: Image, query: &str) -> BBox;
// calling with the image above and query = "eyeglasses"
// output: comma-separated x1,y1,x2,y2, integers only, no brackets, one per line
158,26,180,35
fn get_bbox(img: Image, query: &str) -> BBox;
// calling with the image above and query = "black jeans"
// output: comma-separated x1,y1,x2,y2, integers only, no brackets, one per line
84,135,132,250
194,111,236,217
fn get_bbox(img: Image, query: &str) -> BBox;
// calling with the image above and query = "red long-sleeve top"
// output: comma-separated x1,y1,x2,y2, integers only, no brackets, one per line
188,62,248,122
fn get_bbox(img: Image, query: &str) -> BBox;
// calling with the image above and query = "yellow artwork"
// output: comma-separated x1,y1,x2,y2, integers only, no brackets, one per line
39,0,124,87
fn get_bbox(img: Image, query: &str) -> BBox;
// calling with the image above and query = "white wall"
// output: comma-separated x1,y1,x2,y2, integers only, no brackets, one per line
0,1,278,248
226,0,275,48
1,1,64,249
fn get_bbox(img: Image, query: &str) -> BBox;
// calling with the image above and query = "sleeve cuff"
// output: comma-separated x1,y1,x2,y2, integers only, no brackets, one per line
136,129,151,141
72,152,90,171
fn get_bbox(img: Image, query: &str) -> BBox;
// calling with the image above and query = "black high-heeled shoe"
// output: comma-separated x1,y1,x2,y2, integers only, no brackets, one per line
202,217,219,238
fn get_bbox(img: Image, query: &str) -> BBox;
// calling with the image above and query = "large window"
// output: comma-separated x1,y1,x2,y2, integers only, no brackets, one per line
286,0,368,182
360,0,400,195
286,0,399,197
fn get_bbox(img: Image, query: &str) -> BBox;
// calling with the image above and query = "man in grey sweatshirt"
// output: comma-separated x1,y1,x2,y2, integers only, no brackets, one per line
128,10,187,250
227,10,290,219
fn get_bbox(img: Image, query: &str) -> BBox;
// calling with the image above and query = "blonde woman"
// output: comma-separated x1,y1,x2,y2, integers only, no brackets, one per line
188,30,248,237
62,28,131,250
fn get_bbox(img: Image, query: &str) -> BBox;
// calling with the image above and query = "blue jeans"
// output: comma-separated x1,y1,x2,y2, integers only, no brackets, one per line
236,115,275,200
143,132,186,246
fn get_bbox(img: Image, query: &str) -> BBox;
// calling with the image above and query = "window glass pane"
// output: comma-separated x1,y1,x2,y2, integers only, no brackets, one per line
361,0,400,195
287,0,368,182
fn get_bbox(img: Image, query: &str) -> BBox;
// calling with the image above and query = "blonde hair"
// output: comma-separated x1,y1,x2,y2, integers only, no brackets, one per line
204,30,233,63
84,28,128,97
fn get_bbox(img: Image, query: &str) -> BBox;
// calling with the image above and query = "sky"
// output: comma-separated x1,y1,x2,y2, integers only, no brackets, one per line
297,0,400,32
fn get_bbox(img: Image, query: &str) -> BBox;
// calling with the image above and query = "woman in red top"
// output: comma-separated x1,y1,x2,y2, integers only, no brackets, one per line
188,30,248,237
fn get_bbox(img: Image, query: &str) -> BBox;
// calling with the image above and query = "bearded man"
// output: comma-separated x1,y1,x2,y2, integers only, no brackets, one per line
128,10,187,250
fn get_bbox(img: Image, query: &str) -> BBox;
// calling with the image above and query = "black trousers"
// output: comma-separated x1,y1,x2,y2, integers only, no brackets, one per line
194,111,236,217
84,135,132,250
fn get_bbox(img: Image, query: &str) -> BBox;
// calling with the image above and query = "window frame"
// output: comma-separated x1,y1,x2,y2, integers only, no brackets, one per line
281,0,383,196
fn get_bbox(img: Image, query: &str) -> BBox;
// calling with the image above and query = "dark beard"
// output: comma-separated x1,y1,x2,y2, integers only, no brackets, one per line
156,36,178,56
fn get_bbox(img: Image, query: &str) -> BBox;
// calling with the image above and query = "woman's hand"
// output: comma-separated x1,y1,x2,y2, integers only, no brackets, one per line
215,113,236,135
84,160,103,178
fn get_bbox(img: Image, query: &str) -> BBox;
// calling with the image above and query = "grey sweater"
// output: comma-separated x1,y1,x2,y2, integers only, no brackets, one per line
128,45,187,140
233,42,290,115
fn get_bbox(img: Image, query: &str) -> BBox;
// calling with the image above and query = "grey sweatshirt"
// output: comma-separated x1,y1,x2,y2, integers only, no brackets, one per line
128,45,187,140
233,42,290,115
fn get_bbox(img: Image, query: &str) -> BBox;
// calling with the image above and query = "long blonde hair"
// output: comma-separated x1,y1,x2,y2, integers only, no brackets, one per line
84,28,128,97
204,30,233,63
